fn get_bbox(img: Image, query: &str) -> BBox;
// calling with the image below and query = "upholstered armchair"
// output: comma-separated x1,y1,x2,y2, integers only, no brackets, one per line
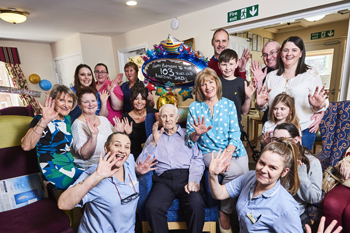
138,112,219,232
308,101,350,223
0,111,73,233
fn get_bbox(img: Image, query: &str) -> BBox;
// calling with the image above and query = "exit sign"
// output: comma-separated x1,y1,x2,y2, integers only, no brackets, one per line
310,30,335,40
228,4,259,23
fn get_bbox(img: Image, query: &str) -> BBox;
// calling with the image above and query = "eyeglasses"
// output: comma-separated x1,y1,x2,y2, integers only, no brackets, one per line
94,71,108,75
271,136,292,142
261,50,279,58
111,174,139,205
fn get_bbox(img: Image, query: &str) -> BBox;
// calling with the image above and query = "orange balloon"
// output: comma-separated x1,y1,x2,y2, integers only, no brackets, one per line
29,74,41,84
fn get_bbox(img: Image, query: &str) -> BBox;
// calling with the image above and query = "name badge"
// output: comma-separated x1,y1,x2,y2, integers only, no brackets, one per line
129,178,138,188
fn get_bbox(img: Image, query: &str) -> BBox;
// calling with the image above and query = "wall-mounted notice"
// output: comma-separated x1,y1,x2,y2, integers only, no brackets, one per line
311,30,335,40
228,4,259,23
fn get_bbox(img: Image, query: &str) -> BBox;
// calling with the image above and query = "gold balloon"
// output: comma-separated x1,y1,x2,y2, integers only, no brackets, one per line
29,74,41,84
157,93,178,110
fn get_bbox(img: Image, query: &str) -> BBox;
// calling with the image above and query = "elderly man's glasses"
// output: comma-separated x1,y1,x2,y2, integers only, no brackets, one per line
261,50,279,58
111,174,139,205
94,71,108,75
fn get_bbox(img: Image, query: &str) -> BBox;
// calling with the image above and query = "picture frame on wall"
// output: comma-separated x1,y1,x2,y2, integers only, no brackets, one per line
263,37,273,46
257,35,262,52
248,32,253,51
252,34,258,51
184,38,195,51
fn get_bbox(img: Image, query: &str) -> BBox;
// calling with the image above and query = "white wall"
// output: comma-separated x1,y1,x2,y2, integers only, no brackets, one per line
50,33,82,58
80,34,117,79
0,40,57,104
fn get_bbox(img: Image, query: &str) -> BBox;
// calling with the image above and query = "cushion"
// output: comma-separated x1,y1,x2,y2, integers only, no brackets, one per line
0,198,72,233
0,115,33,149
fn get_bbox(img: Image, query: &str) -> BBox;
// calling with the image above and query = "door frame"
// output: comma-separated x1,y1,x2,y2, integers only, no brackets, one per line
117,43,148,78
305,38,346,102
225,2,350,101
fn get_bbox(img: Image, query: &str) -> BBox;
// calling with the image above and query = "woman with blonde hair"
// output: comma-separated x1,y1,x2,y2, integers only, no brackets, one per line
186,67,248,232
209,139,303,232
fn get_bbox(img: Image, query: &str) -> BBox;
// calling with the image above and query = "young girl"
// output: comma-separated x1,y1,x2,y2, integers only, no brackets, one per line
209,139,303,232
273,123,322,233
260,93,300,148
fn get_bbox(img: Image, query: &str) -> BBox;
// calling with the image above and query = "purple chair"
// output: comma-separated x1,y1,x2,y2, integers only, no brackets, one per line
0,113,72,233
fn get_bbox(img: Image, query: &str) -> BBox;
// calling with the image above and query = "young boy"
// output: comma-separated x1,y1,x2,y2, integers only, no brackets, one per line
218,49,256,132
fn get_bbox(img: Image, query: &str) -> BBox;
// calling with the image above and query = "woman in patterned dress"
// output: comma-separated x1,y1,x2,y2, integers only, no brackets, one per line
21,84,84,190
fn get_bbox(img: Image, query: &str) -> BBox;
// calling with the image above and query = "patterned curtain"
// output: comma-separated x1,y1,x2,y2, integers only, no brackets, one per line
5,63,41,115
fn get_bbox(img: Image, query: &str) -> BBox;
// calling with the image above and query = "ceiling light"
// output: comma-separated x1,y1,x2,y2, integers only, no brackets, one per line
0,10,28,24
126,1,137,6
304,14,326,22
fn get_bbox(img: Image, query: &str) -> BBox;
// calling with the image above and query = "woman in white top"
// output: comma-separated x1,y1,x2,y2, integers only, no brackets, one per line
256,36,329,151
72,87,123,168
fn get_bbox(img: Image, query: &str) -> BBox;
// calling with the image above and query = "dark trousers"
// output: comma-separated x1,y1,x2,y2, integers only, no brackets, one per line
145,169,205,233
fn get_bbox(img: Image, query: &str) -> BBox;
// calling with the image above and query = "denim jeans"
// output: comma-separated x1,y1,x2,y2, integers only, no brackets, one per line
302,128,316,151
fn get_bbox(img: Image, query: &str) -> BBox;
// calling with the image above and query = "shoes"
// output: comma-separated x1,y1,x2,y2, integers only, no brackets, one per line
219,217,233,233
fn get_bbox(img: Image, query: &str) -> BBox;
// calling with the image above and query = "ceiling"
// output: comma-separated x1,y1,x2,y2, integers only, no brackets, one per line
0,0,231,44
263,11,350,34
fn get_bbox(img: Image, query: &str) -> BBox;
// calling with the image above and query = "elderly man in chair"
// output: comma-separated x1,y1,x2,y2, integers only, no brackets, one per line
137,104,205,233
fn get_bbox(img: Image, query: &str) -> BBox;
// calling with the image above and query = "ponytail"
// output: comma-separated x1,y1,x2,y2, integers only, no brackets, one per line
262,140,300,195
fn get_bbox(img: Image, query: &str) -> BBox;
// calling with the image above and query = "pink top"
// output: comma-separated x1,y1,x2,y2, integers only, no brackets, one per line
97,79,124,125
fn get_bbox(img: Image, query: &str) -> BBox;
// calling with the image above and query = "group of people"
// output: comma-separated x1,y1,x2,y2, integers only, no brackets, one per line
19,27,349,233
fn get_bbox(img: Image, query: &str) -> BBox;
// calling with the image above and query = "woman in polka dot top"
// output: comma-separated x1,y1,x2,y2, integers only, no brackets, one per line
186,68,249,233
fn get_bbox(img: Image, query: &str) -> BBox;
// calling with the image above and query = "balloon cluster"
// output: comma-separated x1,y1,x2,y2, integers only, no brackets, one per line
142,34,208,109
29,74,52,91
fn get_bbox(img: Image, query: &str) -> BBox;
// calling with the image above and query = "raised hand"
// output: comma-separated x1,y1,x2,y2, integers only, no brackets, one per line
306,216,342,233
115,73,123,85
250,60,267,91
136,155,158,175
209,149,231,176
113,117,125,132
308,111,324,134
100,90,110,104
222,149,233,173
95,152,120,179
86,118,99,136
244,78,257,99
184,182,200,194
340,160,350,180
260,133,271,146
190,116,213,136
147,92,154,102
38,97,59,123
238,48,250,72
255,85,271,109
308,85,329,110
151,121,164,145
123,117,133,135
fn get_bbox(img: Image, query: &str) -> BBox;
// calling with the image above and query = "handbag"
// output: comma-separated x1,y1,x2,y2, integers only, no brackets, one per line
322,166,344,193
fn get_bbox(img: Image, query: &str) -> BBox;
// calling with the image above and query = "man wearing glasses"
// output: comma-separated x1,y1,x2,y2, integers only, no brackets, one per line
251,41,324,132
94,63,124,124
137,104,205,233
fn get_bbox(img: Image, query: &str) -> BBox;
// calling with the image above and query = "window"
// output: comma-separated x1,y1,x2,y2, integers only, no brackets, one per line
305,49,334,89
0,62,22,109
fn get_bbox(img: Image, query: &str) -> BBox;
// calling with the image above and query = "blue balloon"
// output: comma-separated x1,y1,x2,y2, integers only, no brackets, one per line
39,79,52,91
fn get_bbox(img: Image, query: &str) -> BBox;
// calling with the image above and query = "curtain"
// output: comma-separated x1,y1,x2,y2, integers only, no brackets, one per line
0,47,21,64
5,63,41,115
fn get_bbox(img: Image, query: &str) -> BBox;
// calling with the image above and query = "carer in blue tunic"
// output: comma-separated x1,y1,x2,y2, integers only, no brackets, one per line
57,132,156,233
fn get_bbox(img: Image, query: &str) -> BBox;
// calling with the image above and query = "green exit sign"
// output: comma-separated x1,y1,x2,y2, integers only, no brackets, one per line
310,30,335,40
228,4,259,23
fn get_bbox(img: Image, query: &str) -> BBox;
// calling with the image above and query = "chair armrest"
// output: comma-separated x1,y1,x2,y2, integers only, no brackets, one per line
138,170,154,221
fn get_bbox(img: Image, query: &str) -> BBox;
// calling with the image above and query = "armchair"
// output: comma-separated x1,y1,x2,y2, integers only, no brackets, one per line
0,114,73,233
308,101,350,223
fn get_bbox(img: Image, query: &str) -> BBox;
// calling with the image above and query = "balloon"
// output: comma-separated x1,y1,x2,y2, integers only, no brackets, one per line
39,79,52,91
145,82,156,93
29,74,41,84
178,88,193,101
156,93,178,110
156,86,167,96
